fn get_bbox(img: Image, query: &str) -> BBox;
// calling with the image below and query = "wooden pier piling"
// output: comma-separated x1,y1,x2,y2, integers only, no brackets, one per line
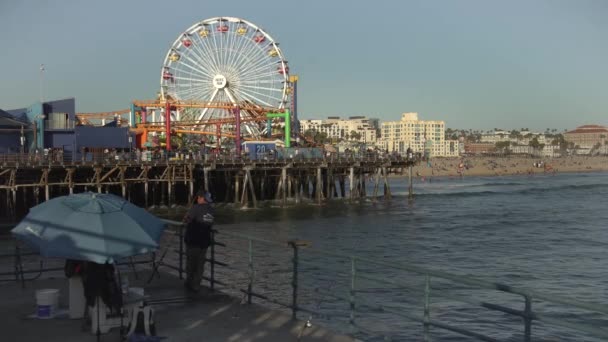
0,155,415,221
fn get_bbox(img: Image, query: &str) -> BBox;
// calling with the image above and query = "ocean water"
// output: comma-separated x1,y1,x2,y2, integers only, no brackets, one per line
3,172,607,341
198,172,608,341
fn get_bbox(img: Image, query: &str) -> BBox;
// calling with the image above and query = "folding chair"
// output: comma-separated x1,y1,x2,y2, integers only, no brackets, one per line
146,249,168,284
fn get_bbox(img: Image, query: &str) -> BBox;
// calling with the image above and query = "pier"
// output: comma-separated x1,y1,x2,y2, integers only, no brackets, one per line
1,221,606,341
0,153,415,221
0,269,355,342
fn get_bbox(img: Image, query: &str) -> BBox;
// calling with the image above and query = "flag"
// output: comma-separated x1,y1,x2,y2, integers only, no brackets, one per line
40,64,45,72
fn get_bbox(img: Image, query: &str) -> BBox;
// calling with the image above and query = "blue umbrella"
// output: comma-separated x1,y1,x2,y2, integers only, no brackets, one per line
11,192,166,264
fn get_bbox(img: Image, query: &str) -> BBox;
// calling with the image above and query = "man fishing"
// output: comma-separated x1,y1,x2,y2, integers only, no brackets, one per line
182,190,215,293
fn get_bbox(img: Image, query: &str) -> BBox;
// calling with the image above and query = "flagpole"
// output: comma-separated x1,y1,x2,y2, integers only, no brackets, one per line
39,64,44,104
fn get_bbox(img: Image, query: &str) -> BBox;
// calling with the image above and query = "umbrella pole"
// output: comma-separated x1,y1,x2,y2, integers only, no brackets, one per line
96,296,101,342
117,266,125,340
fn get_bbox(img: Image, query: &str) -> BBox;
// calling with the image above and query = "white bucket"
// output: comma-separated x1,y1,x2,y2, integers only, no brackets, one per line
36,289,59,319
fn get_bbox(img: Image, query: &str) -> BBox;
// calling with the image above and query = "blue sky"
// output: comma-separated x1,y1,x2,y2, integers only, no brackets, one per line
0,0,606,130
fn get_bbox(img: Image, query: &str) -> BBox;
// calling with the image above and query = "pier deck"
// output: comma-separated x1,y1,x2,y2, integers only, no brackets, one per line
0,269,356,342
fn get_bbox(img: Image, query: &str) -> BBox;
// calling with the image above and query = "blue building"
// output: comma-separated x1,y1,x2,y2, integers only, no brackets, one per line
0,98,135,159
0,109,29,153
3,98,77,153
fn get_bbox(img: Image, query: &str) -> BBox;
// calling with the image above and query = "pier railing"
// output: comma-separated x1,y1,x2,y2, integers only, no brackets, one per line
0,151,411,167
3,220,606,341
159,219,608,342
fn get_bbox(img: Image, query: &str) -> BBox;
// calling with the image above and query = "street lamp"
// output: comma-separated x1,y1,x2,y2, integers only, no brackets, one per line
20,125,25,154
32,114,46,152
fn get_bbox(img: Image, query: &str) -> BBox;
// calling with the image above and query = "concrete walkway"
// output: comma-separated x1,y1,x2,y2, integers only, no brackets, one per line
0,270,355,342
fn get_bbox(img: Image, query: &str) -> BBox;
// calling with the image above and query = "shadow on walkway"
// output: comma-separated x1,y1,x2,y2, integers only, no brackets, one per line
0,270,355,342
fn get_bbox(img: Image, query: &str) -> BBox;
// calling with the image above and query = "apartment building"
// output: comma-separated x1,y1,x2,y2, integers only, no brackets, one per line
300,116,378,144
379,112,459,157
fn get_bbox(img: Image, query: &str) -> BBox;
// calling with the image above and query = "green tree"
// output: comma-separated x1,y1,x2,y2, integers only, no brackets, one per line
445,127,454,140
303,129,316,141
495,141,511,155
445,127,459,140
314,132,329,144
529,137,540,149
349,130,362,141
529,136,547,156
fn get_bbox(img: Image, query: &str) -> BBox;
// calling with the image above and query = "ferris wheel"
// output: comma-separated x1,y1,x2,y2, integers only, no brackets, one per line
160,17,289,136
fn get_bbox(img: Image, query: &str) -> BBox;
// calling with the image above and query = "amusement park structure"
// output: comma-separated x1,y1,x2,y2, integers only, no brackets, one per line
76,17,300,152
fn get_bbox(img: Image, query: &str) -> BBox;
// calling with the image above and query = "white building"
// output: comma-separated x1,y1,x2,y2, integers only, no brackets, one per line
300,116,378,144
379,112,459,157
480,130,558,156
480,130,548,146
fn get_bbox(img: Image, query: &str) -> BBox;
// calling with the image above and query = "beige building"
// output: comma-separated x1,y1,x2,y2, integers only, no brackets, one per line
564,125,608,152
379,112,459,157
300,116,378,144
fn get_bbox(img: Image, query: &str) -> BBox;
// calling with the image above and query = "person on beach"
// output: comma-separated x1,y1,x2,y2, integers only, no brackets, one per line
183,190,215,293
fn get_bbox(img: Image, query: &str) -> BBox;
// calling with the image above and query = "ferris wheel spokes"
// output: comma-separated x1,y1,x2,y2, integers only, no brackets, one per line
161,17,289,140
193,30,221,74
223,87,238,105
194,88,219,124
179,48,217,78
237,88,275,108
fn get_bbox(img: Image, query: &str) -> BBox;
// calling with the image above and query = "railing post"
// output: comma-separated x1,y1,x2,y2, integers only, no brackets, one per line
350,257,356,327
524,295,532,342
423,275,431,341
15,243,25,289
210,230,215,291
178,223,184,280
247,238,253,304
289,241,299,320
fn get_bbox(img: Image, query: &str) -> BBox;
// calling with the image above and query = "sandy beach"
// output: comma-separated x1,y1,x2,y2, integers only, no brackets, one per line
410,156,608,178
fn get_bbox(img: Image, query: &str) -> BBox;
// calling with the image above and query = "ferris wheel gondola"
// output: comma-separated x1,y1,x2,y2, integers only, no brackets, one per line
160,17,289,137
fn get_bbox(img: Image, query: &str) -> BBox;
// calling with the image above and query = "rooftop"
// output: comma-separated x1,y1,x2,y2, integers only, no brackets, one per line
565,125,608,134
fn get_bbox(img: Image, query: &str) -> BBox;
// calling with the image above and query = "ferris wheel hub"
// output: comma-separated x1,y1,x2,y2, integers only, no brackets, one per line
213,75,228,89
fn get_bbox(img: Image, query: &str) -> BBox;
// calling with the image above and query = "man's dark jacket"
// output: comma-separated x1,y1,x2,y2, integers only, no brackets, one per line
184,203,214,248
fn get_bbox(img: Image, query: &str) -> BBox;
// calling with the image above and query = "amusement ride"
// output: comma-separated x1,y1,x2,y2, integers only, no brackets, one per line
76,17,299,151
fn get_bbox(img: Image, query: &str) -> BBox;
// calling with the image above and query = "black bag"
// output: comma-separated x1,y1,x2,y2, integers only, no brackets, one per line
83,263,123,313
64,259,84,278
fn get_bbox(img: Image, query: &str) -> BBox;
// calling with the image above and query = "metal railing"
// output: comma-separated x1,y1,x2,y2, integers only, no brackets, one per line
0,151,413,167
159,219,608,341
4,220,604,341
0,243,157,287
